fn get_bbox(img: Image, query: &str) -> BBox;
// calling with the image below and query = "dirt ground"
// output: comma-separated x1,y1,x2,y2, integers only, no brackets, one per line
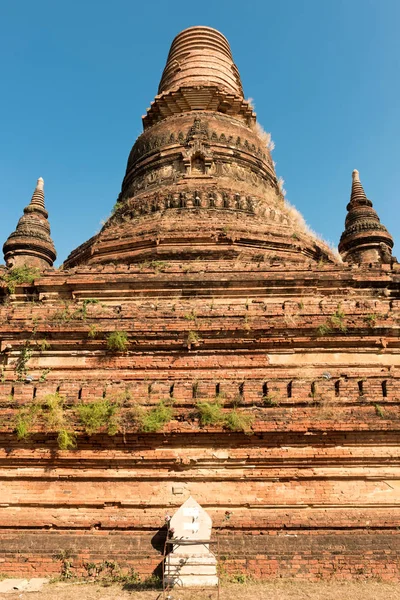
3,581,400,600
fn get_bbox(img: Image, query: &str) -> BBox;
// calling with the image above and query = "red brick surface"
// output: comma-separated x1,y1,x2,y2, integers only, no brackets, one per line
0,262,399,579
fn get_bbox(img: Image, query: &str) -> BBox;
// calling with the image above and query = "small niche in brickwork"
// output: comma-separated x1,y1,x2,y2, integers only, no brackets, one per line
192,155,205,174
382,380,387,397
358,381,364,396
287,381,292,398
334,380,340,397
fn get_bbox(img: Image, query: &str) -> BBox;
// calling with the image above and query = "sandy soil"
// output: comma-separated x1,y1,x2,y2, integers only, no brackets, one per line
3,581,400,600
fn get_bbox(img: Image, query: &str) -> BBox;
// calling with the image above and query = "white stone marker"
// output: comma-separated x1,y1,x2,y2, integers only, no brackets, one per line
164,496,218,587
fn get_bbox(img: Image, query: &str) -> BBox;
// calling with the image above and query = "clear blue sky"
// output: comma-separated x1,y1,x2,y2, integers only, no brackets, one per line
1,0,399,265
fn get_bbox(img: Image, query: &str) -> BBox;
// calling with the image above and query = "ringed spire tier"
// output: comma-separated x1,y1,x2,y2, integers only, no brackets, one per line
143,26,253,130
3,178,56,269
339,170,395,265
158,26,244,96
64,26,338,269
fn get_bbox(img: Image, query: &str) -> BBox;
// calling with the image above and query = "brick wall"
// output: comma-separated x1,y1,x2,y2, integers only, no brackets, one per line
0,261,399,579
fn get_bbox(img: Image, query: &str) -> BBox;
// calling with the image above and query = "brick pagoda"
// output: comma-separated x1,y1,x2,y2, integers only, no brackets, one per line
1,26,399,581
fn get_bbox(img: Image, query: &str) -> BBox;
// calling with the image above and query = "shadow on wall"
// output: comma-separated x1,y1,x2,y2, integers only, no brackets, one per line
151,525,169,579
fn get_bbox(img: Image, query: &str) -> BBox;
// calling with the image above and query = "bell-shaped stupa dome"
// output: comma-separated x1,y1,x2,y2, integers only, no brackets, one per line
64,27,337,269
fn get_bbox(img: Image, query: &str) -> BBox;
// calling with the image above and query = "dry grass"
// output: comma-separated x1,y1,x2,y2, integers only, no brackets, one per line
283,199,341,258
250,120,275,152
5,580,400,600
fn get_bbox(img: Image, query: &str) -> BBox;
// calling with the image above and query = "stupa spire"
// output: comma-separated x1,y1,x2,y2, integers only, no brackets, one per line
29,177,46,211
158,26,243,97
349,169,371,206
3,178,56,269
339,170,394,265
143,26,254,129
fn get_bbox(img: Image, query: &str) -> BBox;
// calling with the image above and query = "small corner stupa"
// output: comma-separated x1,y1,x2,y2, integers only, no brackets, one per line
339,169,395,265
3,177,56,269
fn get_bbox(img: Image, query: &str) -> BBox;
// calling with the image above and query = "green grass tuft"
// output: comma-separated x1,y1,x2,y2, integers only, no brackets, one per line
317,322,331,336
365,314,378,327
330,305,347,332
14,403,40,440
78,398,120,435
186,330,200,348
106,331,128,352
1,265,40,293
139,402,173,432
262,394,278,406
224,410,254,432
57,429,77,450
88,324,98,339
195,401,224,426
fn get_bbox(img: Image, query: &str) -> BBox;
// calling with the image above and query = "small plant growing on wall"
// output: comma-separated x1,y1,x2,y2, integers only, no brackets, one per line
262,393,278,406
78,398,120,435
317,305,347,336
184,310,197,322
43,393,76,450
148,260,167,272
1,265,40,293
88,324,98,339
37,338,51,352
330,304,347,332
15,342,33,381
224,410,254,433
51,303,74,323
365,314,378,327
317,322,332,336
138,401,173,432
54,549,74,580
14,393,76,450
39,368,51,382
57,429,77,450
186,330,200,349
15,403,40,440
80,298,99,319
106,331,128,352
195,401,224,426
